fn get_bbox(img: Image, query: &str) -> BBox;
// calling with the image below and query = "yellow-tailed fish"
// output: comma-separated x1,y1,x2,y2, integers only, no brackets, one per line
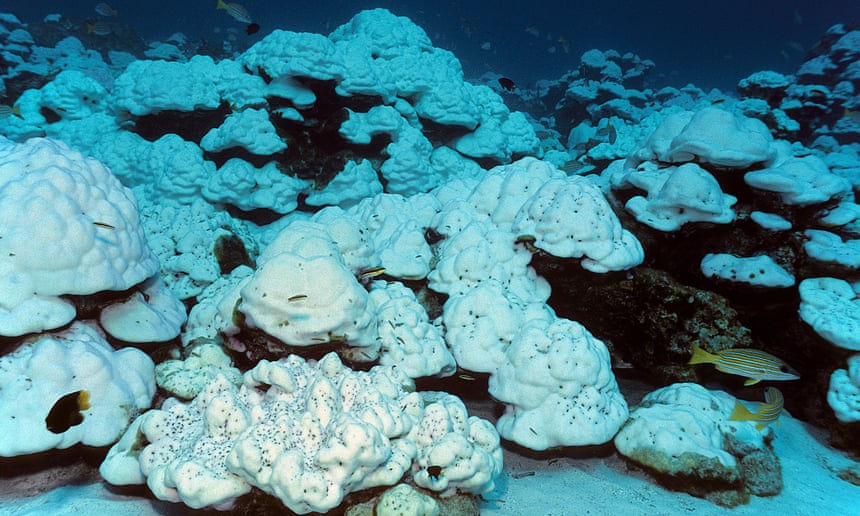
216,0,253,24
0,104,22,118
730,387,784,429
94,2,117,17
359,266,386,279
689,345,799,386
46,390,91,434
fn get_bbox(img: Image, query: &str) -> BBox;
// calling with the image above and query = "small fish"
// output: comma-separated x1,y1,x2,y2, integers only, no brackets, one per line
689,345,799,386
524,26,540,38
458,373,476,381
807,87,828,97
498,77,516,92
426,465,443,479
245,22,260,35
595,121,617,145
730,387,784,429
359,266,386,279
94,2,117,17
46,390,91,434
87,20,111,36
93,221,115,230
558,159,586,174
287,294,307,302
0,104,22,118
558,35,570,54
216,0,253,24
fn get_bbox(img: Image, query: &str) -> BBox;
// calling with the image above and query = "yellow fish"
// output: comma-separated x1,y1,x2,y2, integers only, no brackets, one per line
689,345,799,386
358,266,386,280
730,387,784,429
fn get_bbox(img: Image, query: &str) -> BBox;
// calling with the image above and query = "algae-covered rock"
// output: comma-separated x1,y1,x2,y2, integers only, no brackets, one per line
533,263,753,382
614,383,782,508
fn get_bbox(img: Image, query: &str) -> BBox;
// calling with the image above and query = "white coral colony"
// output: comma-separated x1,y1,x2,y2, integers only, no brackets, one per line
0,137,160,337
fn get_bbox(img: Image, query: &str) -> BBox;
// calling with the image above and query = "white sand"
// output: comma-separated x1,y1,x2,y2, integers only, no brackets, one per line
479,413,859,515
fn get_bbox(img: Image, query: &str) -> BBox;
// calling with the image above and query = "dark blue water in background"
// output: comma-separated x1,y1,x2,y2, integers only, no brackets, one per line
3,1,859,91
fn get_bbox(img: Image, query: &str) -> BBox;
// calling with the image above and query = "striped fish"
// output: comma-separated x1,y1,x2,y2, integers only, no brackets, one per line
689,345,799,386
94,2,117,17
730,387,784,429
358,266,386,280
216,0,253,24
0,104,21,118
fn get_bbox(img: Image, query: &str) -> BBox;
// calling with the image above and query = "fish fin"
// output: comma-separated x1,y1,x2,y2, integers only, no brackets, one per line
755,423,766,430
744,378,761,386
78,390,91,411
729,401,755,421
688,345,715,365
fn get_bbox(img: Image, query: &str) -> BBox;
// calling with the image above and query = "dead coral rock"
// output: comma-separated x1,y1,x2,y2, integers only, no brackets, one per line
535,262,753,383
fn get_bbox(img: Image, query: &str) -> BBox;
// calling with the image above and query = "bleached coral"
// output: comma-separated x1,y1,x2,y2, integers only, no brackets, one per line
0,137,159,336
428,220,550,301
101,353,501,512
370,281,456,378
409,393,503,495
828,354,860,423
0,321,155,457
488,317,628,450
512,175,644,272
155,341,243,400
442,280,555,374
200,108,287,155
798,277,860,350
700,254,795,288
662,107,776,167
238,252,379,357
99,276,187,343
614,383,767,477
622,162,737,231
745,151,850,206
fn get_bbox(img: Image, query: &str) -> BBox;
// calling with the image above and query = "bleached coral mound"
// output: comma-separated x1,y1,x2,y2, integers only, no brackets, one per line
0,321,155,457
101,353,502,513
0,137,159,336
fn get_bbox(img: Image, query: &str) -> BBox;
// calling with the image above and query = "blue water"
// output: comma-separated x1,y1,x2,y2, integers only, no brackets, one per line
4,0,858,91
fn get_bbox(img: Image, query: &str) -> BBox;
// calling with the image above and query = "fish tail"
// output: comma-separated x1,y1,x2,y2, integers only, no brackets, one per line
78,390,91,411
216,0,227,9
688,345,716,365
729,401,756,421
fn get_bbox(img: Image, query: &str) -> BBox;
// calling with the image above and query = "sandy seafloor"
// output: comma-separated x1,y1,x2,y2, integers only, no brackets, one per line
1,378,857,515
